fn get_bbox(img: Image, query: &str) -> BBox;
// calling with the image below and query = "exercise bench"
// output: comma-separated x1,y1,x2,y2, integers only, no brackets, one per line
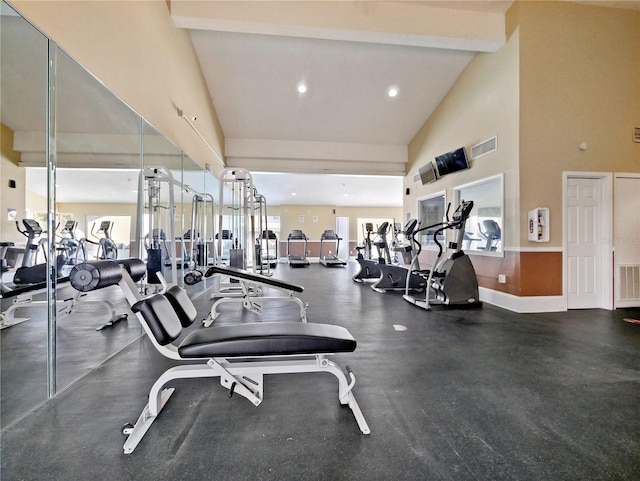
1,276,127,330
69,259,370,454
203,264,308,326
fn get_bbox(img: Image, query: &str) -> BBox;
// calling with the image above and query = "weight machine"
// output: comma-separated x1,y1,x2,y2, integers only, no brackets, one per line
183,192,216,286
217,168,256,271
137,167,178,286
253,190,276,275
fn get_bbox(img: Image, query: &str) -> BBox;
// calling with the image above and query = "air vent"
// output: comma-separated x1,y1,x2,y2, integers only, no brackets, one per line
620,265,640,300
634,127,640,143
471,136,497,159
413,173,420,183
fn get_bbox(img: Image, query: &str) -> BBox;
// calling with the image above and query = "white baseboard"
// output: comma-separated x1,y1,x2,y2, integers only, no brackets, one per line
479,287,566,313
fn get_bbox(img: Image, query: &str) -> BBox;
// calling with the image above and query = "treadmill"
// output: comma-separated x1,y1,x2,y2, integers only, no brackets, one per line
258,230,278,268
319,230,347,267
287,230,310,267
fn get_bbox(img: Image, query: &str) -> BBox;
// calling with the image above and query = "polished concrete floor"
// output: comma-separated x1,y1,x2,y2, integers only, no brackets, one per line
1,261,639,480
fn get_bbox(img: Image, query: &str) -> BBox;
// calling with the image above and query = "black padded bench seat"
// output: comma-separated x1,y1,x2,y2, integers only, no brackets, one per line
204,264,304,293
132,293,355,358
67,258,370,453
1,276,69,299
181,322,355,358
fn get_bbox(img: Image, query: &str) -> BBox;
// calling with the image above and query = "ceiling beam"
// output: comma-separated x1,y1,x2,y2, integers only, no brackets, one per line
171,1,507,52
225,137,407,175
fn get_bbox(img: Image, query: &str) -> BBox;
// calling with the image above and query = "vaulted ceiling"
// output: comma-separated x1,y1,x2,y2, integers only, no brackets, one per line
5,1,639,206
171,1,513,205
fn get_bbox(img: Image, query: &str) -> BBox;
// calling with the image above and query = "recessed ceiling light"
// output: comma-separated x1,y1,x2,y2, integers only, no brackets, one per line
388,86,399,98
297,83,307,94
291,192,297,196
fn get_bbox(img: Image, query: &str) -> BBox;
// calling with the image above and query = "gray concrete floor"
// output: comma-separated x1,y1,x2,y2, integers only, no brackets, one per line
1,261,639,480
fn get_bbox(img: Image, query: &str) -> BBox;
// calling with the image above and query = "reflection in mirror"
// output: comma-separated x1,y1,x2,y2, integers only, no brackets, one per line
138,121,183,287
0,1,223,428
52,46,144,393
454,174,503,254
0,1,50,428
182,167,219,295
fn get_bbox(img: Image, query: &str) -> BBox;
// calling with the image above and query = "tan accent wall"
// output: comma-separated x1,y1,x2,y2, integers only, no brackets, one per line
518,1,640,247
275,205,403,242
10,0,226,177
1,123,26,243
416,249,562,297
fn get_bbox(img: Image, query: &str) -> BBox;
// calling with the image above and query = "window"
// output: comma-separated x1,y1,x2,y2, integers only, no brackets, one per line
454,174,503,254
417,192,446,247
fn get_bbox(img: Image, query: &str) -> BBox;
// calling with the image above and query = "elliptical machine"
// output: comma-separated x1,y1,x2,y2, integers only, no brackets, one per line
352,222,391,283
88,221,118,260
12,219,65,285
57,220,84,268
403,200,480,310
371,219,427,293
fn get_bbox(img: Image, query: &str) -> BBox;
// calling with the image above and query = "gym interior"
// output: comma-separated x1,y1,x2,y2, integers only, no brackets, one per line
1,2,639,480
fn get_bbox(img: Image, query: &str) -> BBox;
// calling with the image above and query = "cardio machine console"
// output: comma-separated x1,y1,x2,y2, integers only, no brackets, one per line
451,200,474,225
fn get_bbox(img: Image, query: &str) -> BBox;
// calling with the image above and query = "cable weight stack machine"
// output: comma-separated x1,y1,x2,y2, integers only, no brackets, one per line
137,167,178,288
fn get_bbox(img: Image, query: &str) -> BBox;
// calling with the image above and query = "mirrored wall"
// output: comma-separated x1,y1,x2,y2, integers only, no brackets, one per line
0,2,214,427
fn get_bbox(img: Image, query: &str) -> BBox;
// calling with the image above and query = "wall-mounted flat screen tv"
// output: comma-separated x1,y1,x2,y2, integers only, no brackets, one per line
435,147,469,176
418,162,437,184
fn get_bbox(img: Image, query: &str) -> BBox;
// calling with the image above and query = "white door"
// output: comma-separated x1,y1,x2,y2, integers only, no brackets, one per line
335,217,349,260
614,175,640,308
566,178,601,309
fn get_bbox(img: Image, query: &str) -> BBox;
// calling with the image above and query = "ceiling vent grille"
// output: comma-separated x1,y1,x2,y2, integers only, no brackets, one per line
634,127,640,143
471,135,497,159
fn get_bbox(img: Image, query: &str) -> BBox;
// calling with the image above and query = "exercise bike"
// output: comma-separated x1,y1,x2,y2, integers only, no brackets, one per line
403,201,481,310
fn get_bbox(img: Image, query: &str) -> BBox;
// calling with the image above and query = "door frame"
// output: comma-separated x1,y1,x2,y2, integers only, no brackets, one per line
562,171,613,310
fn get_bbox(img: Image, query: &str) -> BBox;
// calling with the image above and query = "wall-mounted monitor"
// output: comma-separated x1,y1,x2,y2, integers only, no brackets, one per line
418,162,437,184
435,147,469,176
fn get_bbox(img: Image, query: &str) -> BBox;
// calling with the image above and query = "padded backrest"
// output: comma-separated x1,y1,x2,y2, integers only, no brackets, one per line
164,285,198,327
132,294,183,345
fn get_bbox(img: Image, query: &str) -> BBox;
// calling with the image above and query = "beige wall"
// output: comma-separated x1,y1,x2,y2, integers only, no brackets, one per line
274,204,402,242
406,20,520,247
1,123,26,243
518,1,640,246
56,203,137,244
25,188,47,218
10,0,226,177
404,1,640,299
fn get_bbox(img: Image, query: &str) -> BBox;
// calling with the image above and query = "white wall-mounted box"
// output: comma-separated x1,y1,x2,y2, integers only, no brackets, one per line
528,208,549,242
